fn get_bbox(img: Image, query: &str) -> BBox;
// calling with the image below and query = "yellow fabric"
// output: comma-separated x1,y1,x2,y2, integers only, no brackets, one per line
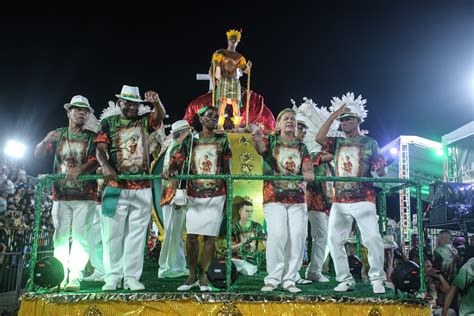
227,133,264,225
19,299,431,316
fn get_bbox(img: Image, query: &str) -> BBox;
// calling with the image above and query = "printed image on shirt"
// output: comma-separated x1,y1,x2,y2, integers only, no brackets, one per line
274,145,301,190
56,138,87,189
116,126,147,173
336,145,361,191
192,143,219,190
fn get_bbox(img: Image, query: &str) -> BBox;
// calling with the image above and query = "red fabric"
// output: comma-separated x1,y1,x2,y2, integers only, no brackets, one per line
94,131,110,144
183,90,276,133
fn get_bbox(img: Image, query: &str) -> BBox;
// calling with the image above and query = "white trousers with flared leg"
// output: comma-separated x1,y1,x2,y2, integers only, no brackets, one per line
52,200,95,280
101,188,151,284
306,211,329,275
328,202,386,283
263,203,306,288
158,204,189,278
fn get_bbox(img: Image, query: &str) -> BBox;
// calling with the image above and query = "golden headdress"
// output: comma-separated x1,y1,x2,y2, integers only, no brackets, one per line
226,29,242,42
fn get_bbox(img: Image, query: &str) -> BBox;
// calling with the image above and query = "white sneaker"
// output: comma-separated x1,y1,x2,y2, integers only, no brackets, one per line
177,280,199,291
283,285,302,293
306,272,330,283
372,281,385,294
261,284,277,292
102,281,120,291
64,279,80,292
334,281,355,292
296,278,312,285
82,270,105,282
199,285,212,292
124,277,145,291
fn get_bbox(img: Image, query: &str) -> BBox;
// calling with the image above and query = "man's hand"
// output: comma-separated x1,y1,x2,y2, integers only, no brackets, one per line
320,152,334,162
215,66,221,80
331,103,350,117
303,171,315,182
144,90,160,103
65,167,81,181
102,165,118,182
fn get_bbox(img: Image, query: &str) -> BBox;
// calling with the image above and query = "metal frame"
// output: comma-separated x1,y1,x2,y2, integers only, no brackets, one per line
28,173,425,294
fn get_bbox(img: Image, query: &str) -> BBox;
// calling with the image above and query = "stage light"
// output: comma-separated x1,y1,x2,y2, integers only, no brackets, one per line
435,149,444,157
4,140,26,159
34,256,64,289
207,259,238,289
391,261,420,293
389,147,398,155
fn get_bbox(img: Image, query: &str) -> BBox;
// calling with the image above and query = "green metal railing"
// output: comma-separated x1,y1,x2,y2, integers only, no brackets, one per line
28,174,425,294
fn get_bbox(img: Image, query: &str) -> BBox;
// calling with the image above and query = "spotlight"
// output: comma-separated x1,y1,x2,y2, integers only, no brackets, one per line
391,261,420,293
207,259,238,290
4,140,26,159
34,256,64,289
389,147,398,156
435,149,444,157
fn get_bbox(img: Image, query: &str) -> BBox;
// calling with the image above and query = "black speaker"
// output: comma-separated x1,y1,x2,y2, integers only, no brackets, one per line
348,254,362,279
34,256,64,288
392,261,420,293
206,259,238,289
429,206,456,225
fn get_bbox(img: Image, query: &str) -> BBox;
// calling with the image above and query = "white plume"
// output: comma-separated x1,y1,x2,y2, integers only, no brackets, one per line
100,101,121,121
99,101,153,122
293,97,344,154
329,92,368,123
84,113,100,133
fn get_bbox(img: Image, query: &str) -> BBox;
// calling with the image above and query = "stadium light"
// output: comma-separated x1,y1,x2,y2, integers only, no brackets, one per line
435,148,445,157
4,140,26,159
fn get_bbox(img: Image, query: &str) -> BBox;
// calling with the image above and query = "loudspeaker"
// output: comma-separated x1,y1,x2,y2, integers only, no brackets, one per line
34,256,64,288
392,261,420,293
348,254,363,279
429,206,456,225
206,259,238,289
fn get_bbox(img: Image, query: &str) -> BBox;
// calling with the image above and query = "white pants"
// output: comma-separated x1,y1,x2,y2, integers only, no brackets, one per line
101,188,152,283
87,205,105,275
263,203,306,288
306,211,329,275
295,210,309,281
52,200,96,280
158,204,189,278
328,202,386,283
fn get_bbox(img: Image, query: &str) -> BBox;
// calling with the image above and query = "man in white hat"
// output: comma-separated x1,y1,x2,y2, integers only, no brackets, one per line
95,85,166,291
316,92,387,294
158,120,192,278
35,95,98,291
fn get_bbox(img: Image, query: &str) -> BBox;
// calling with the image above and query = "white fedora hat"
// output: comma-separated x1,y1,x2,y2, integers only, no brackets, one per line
171,120,192,134
64,95,94,113
115,85,144,102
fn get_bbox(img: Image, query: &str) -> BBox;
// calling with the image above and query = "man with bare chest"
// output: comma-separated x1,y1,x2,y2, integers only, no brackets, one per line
212,29,252,129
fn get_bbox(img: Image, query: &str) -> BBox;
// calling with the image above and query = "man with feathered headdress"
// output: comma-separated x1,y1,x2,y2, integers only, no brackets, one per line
316,92,388,294
212,29,252,130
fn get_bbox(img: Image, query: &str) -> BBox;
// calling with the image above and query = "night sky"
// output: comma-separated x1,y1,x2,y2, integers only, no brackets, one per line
0,2,472,176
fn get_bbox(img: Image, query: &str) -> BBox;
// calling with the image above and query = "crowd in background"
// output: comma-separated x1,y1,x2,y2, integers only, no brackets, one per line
0,160,54,261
